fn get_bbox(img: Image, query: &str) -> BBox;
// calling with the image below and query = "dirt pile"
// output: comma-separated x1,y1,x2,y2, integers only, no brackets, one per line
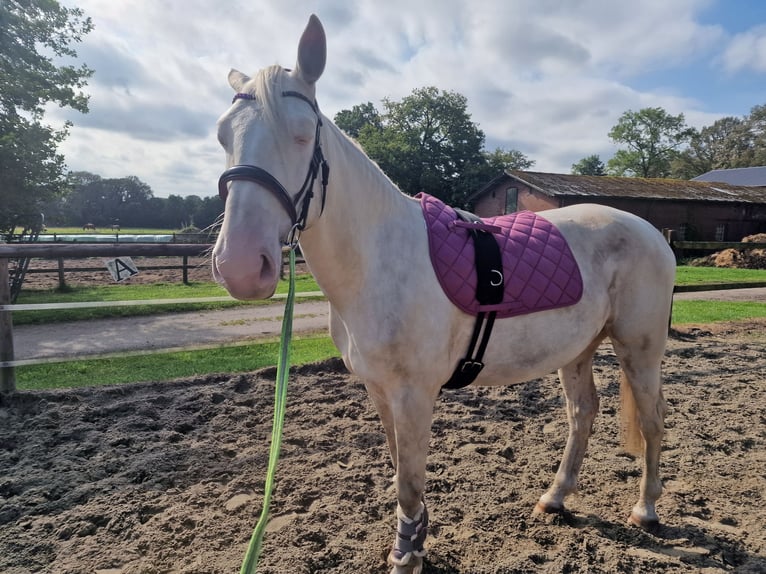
690,233,766,269
1,322,765,573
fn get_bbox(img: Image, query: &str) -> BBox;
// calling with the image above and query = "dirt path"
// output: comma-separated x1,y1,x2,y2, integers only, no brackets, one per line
1,320,765,573
12,287,766,363
13,300,329,361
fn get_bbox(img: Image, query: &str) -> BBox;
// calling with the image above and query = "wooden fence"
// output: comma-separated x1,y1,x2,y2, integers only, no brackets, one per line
23,254,206,288
0,243,212,393
2,239,766,394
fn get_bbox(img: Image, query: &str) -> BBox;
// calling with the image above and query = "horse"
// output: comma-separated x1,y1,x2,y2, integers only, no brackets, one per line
212,15,676,574
82,223,96,231
111,224,121,232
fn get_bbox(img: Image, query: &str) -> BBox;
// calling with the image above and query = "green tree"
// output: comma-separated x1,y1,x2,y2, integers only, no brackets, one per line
607,108,695,178
334,102,381,138
746,103,766,166
483,148,535,173
57,173,154,227
571,154,606,175
0,0,93,236
671,116,751,179
336,87,532,206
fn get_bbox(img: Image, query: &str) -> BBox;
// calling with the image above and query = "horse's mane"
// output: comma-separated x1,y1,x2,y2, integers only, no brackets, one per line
248,64,403,198
245,65,285,125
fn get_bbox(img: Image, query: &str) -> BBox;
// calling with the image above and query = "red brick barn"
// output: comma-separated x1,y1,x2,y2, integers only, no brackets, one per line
469,171,766,241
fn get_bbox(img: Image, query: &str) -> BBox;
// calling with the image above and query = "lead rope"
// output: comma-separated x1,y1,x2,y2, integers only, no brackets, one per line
240,248,297,574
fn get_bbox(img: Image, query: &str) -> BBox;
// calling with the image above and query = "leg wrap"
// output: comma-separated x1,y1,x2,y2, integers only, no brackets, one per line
389,502,428,567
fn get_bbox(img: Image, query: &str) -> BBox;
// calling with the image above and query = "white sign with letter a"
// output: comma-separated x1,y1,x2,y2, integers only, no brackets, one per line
104,257,139,282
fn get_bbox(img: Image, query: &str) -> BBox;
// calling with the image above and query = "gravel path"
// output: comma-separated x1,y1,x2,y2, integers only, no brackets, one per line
12,287,766,363
13,300,330,361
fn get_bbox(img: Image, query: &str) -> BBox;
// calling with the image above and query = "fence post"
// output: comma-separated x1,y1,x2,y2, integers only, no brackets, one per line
57,257,66,290
0,258,16,394
182,255,189,284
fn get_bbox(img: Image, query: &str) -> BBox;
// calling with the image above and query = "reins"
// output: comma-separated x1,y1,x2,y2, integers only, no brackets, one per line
239,247,298,574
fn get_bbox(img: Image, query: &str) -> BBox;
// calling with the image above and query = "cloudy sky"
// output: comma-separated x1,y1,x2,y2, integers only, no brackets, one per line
54,0,766,198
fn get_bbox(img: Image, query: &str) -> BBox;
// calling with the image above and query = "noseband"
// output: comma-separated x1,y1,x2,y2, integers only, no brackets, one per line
218,90,330,244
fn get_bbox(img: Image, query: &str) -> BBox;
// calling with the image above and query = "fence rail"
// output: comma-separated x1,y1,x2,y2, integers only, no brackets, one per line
2,239,766,394
0,243,215,394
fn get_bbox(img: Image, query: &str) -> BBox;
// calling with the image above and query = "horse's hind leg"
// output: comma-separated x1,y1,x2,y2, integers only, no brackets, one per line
535,343,601,516
611,338,667,529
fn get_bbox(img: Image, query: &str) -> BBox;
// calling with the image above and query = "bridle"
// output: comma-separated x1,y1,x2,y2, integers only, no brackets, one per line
217,89,330,245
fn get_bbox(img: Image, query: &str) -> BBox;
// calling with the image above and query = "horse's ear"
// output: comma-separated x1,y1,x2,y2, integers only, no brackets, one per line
228,69,251,92
295,14,326,85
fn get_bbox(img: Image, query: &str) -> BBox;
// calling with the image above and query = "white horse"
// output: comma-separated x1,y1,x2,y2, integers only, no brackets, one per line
212,15,675,574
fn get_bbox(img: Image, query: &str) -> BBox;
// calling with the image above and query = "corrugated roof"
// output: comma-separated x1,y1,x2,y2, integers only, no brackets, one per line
501,171,766,203
692,166,766,187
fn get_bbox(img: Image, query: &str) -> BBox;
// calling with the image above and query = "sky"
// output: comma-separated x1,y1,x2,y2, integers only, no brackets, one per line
53,0,766,198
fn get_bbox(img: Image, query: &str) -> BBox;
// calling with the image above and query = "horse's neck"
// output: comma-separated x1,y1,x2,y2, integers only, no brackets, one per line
300,124,418,302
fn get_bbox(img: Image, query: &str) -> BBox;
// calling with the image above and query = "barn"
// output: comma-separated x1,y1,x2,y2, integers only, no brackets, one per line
469,170,766,241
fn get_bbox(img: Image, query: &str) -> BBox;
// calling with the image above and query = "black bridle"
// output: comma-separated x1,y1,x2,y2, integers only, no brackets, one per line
217,90,329,244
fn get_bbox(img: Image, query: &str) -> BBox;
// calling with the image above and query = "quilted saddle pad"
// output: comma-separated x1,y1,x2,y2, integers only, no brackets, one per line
418,193,583,318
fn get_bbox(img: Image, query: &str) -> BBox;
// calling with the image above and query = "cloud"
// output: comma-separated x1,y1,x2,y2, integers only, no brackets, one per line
720,25,766,73
54,0,755,197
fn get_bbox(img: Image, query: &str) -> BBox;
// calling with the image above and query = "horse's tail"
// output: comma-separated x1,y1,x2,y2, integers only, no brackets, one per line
619,371,644,457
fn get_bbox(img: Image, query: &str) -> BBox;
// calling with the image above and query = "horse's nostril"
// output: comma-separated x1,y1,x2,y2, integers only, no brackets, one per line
259,254,275,282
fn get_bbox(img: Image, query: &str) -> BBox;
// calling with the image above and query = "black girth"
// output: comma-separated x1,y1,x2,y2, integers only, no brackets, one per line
442,209,504,390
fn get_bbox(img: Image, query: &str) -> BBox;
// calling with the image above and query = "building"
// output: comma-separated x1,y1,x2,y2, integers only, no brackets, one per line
692,166,766,187
469,170,766,241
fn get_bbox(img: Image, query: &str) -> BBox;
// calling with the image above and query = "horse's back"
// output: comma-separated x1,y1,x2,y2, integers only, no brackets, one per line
544,203,675,338
541,203,675,277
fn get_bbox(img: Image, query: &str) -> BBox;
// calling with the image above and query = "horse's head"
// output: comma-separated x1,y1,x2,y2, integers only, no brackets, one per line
212,15,327,299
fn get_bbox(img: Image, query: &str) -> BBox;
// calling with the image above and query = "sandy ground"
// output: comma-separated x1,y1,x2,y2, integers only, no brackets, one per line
5,257,765,572
1,319,765,573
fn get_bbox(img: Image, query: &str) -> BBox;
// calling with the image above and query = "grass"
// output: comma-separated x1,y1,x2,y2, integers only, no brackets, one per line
675,265,766,286
8,264,766,391
41,226,180,235
671,300,766,325
15,335,340,391
13,275,322,325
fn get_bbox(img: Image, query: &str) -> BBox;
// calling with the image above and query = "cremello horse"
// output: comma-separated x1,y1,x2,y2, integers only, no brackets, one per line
213,15,675,574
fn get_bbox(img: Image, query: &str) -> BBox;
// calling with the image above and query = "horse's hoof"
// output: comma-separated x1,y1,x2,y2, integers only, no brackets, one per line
628,512,660,533
389,557,423,574
533,500,564,516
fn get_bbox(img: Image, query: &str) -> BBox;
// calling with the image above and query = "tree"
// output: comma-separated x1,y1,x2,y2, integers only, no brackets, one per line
571,154,606,176
671,116,751,179
57,173,154,227
0,1,93,236
607,108,695,178
334,102,381,138
483,148,535,173
745,103,766,166
335,87,532,206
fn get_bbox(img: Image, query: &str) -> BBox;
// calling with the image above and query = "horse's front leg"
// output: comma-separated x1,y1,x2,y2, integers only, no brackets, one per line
370,383,436,574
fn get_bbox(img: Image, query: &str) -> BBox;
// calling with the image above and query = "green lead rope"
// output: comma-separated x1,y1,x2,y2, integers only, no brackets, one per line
240,248,297,574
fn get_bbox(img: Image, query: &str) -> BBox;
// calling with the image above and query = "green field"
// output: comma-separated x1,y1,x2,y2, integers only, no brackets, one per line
42,226,183,234
16,336,339,391
13,275,322,325
7,264,766,391
675,266,766,286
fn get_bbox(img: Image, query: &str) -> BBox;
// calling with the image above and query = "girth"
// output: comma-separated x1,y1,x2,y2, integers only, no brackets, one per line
442,209,504,390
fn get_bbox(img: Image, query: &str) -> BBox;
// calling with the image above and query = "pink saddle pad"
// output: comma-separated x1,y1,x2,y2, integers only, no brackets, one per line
418,193,583,318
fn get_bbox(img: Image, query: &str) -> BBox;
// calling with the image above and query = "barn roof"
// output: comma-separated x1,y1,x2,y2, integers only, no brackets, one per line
471,171,766,204
692,166,766,187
